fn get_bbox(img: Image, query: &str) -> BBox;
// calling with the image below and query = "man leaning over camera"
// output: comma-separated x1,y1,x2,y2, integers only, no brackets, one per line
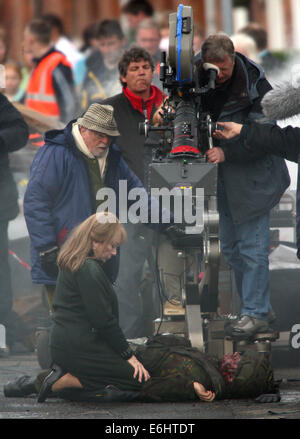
196,34,290,338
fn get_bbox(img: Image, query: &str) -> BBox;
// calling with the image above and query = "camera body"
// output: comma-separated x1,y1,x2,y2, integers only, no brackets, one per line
139,5,220,159
139,5,224,353
140,4,278,357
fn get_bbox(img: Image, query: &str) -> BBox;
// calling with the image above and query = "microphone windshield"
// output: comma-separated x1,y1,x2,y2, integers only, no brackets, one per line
262,82,300,120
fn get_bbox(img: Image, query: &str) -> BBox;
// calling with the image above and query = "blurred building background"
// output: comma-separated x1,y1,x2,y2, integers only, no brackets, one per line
0,0,299,61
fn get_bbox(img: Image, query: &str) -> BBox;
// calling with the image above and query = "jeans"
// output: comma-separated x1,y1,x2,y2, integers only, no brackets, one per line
218,188,270,320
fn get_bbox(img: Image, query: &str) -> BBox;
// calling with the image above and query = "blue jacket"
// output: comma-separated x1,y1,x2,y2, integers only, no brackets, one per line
24,120,156,285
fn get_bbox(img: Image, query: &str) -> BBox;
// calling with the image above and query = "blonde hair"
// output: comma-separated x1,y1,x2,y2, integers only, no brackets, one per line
57,212,126,273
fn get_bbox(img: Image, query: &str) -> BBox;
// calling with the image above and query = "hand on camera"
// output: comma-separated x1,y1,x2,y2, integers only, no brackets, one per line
205,147,225,163
40,246,59,277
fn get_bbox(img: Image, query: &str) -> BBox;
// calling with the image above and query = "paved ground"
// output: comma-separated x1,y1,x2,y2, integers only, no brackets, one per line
1,345,300,424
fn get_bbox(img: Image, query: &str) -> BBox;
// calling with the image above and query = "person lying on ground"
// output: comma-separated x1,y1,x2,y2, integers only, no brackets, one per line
4,214,279,403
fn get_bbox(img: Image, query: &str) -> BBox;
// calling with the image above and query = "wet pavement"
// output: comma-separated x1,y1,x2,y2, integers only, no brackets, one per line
1,347,300,422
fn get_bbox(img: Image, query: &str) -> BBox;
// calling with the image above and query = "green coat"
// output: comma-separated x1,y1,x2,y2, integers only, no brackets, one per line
50,258,142,391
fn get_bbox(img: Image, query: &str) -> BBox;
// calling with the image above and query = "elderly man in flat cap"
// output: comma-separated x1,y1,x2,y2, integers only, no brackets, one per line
24,103,161,315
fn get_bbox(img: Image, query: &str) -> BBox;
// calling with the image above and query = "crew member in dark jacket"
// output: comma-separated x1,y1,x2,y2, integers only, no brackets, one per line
197,34,290,339
212,83,300,258
102,47,164,338
0,93,29,349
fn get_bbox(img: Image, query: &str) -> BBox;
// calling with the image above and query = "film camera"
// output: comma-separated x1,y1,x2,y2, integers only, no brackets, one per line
139,5,277,357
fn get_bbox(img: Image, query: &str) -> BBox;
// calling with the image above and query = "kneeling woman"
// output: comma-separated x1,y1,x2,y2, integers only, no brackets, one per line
38,213,215,403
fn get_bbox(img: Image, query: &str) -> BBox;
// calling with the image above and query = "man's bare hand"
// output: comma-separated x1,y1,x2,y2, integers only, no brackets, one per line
127,355,151,383
205,147,225,163
193,382,215,402
213,122,243,140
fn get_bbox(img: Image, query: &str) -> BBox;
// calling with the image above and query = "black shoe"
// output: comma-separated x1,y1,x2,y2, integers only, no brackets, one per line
268,309,277,324
4,375,37,397
225,315,270,340
37,364,64,403
103,385,141,402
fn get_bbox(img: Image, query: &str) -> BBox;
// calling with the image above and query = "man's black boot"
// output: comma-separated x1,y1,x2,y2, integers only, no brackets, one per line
4,375,37,397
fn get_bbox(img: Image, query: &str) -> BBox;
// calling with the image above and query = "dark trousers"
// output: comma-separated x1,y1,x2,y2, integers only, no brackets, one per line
0,221,12,321
0,221,14,345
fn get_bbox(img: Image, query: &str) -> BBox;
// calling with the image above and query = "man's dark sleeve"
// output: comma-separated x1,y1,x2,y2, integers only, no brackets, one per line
249,77,273,117
52,64,78,123
0,94,29,153
240,122,300,163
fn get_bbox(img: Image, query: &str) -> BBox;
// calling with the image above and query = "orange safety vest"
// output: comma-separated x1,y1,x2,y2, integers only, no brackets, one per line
26,51,71,118
156,60,160,75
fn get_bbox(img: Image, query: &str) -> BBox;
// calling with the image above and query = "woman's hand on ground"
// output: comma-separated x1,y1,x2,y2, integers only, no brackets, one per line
193,382,215,402
127,355,151,383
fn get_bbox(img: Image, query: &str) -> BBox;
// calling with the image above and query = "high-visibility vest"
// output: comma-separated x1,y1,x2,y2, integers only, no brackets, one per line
26,51,71,119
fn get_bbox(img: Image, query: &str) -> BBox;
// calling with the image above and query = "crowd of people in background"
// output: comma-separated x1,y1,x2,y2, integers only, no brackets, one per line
0,0,286,120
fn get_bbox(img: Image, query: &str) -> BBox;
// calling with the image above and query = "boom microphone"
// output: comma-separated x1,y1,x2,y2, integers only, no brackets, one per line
262,81,300,121
203,63,220,89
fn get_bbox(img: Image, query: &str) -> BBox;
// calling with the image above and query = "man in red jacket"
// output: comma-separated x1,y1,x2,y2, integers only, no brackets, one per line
103,47,164,339
104,47,162,184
